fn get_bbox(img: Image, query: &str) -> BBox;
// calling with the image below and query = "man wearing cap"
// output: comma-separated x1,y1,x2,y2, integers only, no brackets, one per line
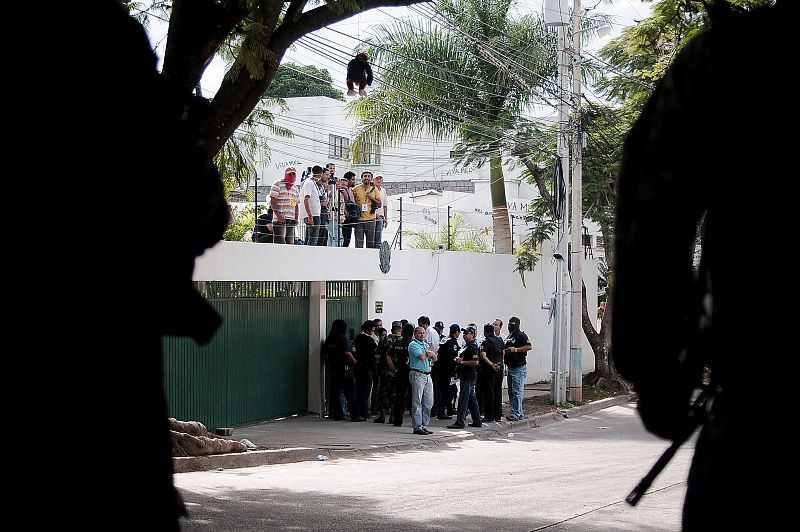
353,170,380,248
408,326,437,435
503,316,532,421
434,324,460,420
448,325,481,429
270,166,300,244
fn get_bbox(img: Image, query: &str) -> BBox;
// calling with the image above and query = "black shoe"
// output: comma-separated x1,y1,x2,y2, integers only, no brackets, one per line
351,418,366,422
423,428,433,434
373,416,385,423
393,422,403,427
505,415,520,422
447,423,465,429
413,429,427,435
437,415,453,420
482,417,494,423
468,422,482,428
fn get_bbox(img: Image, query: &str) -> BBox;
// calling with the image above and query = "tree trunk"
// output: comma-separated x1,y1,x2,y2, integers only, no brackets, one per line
581,280,625,390
489,151,512,254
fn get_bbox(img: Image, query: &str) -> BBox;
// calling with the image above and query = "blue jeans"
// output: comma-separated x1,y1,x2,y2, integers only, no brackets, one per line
327,220,340,246
409,370,433,430
507,364,527,419
304,216,321,246
374,218,384,248
455,375,480,427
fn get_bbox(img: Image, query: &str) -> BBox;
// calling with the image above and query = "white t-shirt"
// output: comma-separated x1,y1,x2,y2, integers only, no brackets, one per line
300,178,322,219
424,326,439,350
377,188,389,220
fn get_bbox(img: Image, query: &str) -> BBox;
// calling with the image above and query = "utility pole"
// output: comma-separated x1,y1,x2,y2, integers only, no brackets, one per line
568,0,583,402
545,0,569,405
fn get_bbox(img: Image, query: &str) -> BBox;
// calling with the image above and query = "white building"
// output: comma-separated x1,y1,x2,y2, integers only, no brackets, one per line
246,95,603,252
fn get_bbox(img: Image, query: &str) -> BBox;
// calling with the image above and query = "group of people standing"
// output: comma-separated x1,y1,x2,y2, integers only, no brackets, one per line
253,164,389,249
323,315,532,435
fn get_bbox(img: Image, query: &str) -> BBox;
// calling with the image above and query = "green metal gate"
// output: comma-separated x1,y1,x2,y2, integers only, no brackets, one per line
163,281,309,429
325,281,362,338
323,281,362,416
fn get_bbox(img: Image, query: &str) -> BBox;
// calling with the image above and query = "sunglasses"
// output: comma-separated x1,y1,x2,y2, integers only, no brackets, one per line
286,172,296,176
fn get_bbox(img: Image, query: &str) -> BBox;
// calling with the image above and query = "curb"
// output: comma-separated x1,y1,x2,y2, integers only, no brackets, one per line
174,394,634,473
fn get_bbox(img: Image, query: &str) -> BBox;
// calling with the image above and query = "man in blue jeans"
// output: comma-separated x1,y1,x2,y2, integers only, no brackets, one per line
408,326,437,435
503,317,531,421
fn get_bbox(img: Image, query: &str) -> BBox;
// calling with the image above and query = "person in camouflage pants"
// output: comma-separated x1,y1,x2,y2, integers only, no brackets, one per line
373,321,402,424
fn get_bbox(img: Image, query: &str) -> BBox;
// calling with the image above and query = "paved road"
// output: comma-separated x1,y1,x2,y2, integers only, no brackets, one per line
175,403,694,531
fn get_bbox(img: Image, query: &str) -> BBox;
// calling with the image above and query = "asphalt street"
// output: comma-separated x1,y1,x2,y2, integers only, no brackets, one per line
175,402,694,531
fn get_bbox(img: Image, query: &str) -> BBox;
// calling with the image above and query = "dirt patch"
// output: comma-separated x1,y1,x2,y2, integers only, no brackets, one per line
523,385,630,417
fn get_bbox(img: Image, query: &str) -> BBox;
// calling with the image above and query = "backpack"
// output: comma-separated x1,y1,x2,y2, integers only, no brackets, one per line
345,201,360,221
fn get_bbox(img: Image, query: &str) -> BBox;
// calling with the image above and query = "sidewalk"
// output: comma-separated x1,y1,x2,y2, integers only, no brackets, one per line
174,388,633,473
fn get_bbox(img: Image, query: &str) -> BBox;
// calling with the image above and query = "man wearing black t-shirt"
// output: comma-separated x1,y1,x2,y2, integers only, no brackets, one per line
503,316,531,421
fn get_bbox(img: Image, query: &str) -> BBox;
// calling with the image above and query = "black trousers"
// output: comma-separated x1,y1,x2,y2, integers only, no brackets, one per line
328,366,358,421
434,366,455,416
354,366,375,418
480,367,503,421
393,370,410,425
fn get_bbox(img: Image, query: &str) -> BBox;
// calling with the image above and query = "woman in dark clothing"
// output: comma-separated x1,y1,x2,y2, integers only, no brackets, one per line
324,319,360,421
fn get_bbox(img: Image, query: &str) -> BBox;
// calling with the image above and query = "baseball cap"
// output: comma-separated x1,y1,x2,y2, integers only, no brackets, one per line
434,321,444,330
449,324,460,333
285,166,297,174
509,316,521,325
461,325,477,335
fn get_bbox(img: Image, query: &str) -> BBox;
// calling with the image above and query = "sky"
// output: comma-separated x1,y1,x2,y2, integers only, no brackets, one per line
144,0,653,105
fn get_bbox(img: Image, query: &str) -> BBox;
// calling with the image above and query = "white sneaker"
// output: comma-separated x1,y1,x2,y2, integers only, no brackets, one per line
347,89,356,97
359,89,367,97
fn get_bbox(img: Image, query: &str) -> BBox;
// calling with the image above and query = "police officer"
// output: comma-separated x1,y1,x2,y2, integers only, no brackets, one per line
374,321,402,424
479,323,505,422
447,325,481,429
434,324,460,420
391,323,415,427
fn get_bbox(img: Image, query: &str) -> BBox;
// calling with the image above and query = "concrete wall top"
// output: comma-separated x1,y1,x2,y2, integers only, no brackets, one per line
193,241,599,384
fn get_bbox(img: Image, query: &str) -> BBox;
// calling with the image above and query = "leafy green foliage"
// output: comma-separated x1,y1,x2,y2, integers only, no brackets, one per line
405,213,491,252
264,63,344,101
596,0,773,111
213,99,292,202
223,204,267,242
350,0,560,250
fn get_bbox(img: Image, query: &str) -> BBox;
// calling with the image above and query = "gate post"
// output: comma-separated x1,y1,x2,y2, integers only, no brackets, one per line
309,281,326,417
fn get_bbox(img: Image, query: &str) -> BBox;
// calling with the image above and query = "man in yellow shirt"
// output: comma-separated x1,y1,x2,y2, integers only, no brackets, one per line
352,170,381,248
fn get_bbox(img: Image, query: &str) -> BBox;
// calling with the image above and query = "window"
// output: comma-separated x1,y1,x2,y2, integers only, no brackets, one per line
354,143,381,166
329,134,349,159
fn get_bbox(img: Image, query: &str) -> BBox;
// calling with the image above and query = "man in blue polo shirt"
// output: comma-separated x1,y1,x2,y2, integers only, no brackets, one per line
408,326,437,435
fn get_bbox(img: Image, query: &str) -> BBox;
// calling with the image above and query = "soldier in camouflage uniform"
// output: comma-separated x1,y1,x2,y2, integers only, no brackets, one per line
373,321,403,424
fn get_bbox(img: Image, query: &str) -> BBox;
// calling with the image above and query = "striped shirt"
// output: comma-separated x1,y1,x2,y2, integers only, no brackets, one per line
270,179,299,220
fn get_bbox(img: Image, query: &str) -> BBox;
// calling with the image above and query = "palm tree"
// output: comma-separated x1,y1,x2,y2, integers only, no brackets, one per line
351,0,557,253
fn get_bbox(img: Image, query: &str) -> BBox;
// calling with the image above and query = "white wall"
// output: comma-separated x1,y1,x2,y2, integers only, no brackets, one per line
194,241,598,385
